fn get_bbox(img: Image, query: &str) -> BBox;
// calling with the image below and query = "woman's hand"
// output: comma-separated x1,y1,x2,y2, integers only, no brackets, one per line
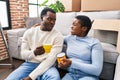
22,76,32,80
58,58,72,68
34,46,45,56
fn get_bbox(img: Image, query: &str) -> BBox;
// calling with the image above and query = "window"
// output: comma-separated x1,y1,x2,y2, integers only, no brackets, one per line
28,0,55,17
0,0,11,30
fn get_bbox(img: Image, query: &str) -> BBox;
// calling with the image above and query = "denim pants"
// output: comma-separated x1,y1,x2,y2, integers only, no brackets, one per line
5,62,60,80
62,68,99,80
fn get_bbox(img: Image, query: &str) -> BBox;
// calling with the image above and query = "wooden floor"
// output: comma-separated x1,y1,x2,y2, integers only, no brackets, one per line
0,58,24,80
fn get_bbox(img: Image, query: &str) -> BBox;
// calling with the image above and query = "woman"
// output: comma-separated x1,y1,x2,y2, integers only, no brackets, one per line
58,15,103,80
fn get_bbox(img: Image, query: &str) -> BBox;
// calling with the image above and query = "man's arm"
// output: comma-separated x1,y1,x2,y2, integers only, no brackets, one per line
21,29,36,60
29,35,64,80
21,28,48,61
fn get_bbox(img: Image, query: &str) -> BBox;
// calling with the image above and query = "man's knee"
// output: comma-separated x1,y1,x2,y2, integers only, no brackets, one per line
42,67,60,80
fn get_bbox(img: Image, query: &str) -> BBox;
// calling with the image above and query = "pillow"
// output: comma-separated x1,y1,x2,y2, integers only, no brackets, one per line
25,17,41,29
54,12,76,36
101,42,117,52
101,42,119,64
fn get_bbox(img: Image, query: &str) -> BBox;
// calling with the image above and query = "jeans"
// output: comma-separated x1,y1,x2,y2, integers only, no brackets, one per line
62,68,99,80
5,62,60,80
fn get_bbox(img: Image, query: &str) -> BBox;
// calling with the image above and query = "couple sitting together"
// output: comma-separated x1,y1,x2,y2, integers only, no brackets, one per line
6,7,103,80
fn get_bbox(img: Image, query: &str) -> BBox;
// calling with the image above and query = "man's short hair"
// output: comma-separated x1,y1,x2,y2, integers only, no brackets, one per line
40,7,56,19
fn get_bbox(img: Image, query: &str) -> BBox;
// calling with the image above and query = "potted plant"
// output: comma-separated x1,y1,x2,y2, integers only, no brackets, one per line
39,0,65,12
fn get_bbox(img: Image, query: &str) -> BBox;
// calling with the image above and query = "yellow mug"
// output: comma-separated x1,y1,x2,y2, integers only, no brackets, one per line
57,52,66,64
43,44,52,54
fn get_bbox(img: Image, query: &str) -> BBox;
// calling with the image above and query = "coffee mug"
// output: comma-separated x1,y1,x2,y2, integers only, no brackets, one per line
57,52,66,64
43,44,52,54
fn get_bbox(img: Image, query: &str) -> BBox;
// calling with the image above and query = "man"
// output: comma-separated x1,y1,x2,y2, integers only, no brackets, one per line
6,7,63,80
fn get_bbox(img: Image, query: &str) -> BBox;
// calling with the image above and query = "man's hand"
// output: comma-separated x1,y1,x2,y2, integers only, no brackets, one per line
58,58,72,68
34,46,45,56
22,76,32,80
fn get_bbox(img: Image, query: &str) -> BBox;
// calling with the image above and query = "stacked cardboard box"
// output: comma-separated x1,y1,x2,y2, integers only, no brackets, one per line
81,0,120,11
59,0,120,12
59,0,81,12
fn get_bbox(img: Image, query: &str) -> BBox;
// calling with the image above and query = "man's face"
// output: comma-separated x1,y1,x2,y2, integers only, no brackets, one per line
41,11,56,31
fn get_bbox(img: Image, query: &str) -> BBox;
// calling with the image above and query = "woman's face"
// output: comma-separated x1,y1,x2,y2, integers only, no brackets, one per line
41,11,56,31
71,18,84,36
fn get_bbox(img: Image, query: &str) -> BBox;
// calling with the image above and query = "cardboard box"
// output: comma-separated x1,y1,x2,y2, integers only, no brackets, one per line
92,19,120,53
59,0,81,12
81,0,120,11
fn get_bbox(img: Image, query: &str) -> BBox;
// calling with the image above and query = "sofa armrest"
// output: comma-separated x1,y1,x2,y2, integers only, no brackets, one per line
7,28,26,37
7,28,26,47
114,55,120,80
7,28,26,59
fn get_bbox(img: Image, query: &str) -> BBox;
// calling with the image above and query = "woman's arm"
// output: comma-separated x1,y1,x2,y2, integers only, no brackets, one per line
70,43,103,76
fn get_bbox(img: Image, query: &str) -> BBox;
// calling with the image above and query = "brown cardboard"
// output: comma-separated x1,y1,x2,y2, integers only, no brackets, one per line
81,0,120,11
92,19,120,53
59,0,81,12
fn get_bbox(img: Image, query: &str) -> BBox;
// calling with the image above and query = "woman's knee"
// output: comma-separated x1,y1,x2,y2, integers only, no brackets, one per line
79,76,99,80
62,73,73,80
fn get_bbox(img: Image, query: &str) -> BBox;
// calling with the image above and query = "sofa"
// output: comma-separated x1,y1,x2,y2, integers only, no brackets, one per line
7,10,120,80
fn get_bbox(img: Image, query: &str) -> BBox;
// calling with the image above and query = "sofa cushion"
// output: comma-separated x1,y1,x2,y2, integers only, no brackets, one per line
25,17,41,29
76,10,120,21
54,12,76,36
101,42,116,52
101,42,119,64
